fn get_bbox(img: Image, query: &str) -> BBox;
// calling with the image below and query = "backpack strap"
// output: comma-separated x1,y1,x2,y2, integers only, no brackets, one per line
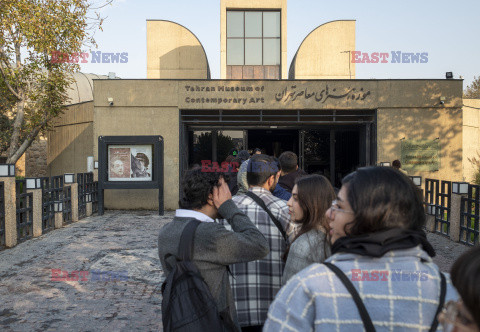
323,262,376,332
246,191,287,242
429,272,446,332
178,219,201,261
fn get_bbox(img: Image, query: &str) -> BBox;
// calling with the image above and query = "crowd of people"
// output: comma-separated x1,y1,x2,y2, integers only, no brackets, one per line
158,150,480,332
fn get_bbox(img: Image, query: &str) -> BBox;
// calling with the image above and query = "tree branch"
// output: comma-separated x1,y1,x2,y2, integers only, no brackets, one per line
6,110,55,164
0,63,20,100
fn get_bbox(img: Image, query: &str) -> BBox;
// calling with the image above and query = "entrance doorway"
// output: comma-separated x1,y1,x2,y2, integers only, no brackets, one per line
300,127,365,187
248,129,298,157
183,124,374,188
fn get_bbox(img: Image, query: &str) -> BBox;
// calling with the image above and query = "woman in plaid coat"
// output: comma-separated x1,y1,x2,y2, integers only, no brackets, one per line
265,166,459,331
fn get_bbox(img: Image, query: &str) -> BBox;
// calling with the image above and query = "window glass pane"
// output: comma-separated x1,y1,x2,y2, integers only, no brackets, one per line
245,39,262,65
227,11,244,37
263,12,280,37
245,12,262,37
263,39,280,65
227,39,244,65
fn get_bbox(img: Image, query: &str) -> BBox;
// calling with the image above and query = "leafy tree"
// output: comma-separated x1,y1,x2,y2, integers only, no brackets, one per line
0,0,111,164
464,76,480,99
193,132,235,165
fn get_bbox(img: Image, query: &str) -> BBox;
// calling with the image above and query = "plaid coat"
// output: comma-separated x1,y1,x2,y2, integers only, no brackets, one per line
265,246,459,331
221,187,292,327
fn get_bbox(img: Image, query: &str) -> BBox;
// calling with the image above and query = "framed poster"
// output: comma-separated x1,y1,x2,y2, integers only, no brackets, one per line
108,145,153,181
98,136,164,216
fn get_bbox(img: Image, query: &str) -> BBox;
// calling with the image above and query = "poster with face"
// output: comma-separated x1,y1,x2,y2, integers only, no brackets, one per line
108,145,152,181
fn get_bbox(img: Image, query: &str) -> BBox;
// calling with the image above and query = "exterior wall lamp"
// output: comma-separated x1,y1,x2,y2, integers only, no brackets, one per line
452,182,468,194
0,164,15,177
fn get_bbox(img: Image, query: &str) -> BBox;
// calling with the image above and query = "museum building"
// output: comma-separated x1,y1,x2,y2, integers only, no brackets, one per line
48,0,464,211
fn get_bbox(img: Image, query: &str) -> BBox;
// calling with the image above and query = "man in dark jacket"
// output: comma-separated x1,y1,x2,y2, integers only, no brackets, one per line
158,168,269,331
277,151,306,193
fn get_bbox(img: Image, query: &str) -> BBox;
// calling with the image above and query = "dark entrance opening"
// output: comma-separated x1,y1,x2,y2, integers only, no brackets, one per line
248,129,298,157
301,126,366,187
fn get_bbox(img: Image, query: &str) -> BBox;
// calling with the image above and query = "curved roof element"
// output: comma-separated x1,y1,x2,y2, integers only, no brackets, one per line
289,20,355,80
65,72,108,105
146,20,211,79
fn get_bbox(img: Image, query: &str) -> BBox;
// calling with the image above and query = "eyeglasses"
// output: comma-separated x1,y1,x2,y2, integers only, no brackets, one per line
329,199,354,218
440,300,476,332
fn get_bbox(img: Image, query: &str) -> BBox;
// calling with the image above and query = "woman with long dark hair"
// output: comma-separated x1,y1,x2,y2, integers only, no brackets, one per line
282,174,335,284
265,167,459,331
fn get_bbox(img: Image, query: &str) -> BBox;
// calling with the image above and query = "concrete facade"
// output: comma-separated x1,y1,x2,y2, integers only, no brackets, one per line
146,20,210,79
93,79,462,209
463,98,480,182
45,1,467,212
289,20,356,79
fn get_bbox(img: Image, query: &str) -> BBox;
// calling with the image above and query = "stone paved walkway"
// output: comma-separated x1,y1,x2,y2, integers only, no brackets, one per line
0,210,472,331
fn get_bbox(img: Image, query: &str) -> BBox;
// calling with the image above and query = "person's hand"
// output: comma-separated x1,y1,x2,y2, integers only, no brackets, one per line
213,177,232,209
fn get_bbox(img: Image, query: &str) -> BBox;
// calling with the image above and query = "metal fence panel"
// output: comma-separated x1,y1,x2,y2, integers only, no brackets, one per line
77,173,87,219
15,179,33,244
435,180,451,237
460,184,480,246
40,177,55,233
0,181,5,250
63,186,72,224
92,181,99,214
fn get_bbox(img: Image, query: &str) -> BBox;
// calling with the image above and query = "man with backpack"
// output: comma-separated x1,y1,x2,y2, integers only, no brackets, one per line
223,154,292,331
158,167,269,331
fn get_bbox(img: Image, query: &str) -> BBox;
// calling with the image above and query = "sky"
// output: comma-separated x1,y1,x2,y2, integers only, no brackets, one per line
79,0,480,89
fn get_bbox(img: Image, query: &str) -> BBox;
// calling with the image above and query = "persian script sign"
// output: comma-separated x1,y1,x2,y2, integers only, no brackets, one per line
179,82,374,109
274,84,371,104
401,139,440,171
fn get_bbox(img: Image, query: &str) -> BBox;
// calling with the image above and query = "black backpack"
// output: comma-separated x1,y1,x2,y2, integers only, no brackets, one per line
161,219,230,332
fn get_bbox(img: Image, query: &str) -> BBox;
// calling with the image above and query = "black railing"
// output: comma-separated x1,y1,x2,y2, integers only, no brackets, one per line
424,178,440,210
434,180,451,237
40,177,55,233
460,184,480,246
77,173,87,219
51,175,64,202
92,181,99,214
0,181,5,250
15,179,33,244
63,186,72,224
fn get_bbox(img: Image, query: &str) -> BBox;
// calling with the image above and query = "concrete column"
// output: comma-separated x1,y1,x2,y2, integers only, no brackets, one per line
65,183,79,222
86,202,92,217
449,193,463,242
27,189,43,237
1,177,16,247
54,212,63,229
93,169,98,182
425,214,435,232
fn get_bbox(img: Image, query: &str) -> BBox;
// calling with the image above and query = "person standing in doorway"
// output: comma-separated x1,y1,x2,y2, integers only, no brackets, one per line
278,151,306,193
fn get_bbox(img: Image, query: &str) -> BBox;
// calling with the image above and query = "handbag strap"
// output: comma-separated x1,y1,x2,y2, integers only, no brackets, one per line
245,191,287,242
324,262,448,332
429,272,446,332
178,219,201,261
323,262,376,332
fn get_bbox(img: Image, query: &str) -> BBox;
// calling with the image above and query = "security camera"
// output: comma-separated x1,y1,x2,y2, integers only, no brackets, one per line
440,100,444,105
107,97,114,106
439,96,446,105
